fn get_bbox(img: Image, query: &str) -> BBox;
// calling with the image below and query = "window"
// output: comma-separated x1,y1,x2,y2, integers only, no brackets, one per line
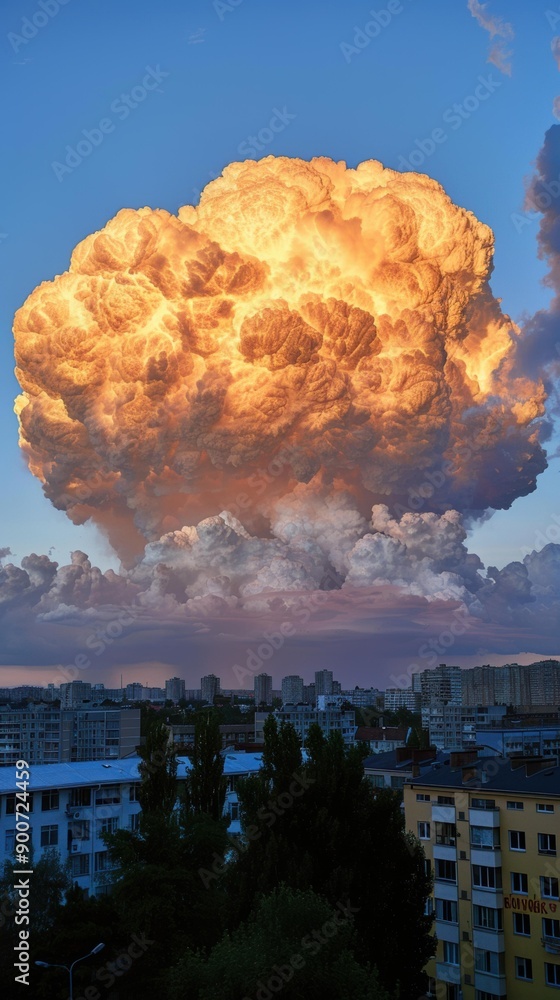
539,832,557,856
542,876,560,899
42,790,59,811
129,784,140,802
515,956,532,981
424,897,434,917
369,774,385,788
416,793,430,801
543,918,560,941
435,859,457,883
475,950,504,975
418,821,431,840
129,813,140,832
472,865,502,889
476,992,503,1000
471,798,495,809
509,830,526,851
443,941,459,965
95,851,113,872
95,786,120,805
537,803,554,813
6,795,15,815
40,825,58,847
5,830,15,853
69,788,91,807
471,826,500,849
437,795,454,805
70,855,90,877
545,963,560,987
436,822,456,846
473,905,502,930
513,913,530,936
390,775,404,790
507,800,524,810
436,898,458,923
69,821,90,842
511,872,528,894
230,802,239,822
98,817,119,836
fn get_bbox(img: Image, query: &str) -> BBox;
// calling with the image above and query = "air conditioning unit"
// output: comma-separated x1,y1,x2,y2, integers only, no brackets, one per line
464,974,472,985
458,811,465,821
71,843,80,853
460,890,468,900
72,810,82,820
460,851,467,860
462,931,470,941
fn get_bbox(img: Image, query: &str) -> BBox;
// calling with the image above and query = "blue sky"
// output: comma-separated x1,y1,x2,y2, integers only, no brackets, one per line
2,0,559,572
1,0,560,685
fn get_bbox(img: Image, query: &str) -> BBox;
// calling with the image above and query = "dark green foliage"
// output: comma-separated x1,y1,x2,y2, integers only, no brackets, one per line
166,885,392,1000
184,709,227,821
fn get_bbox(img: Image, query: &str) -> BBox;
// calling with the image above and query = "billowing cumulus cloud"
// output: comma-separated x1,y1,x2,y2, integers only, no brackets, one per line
8,155,560,680
14,156,546,564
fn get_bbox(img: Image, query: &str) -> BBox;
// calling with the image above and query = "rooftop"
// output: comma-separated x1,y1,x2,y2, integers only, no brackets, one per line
408,756,560,797
0,752,265,794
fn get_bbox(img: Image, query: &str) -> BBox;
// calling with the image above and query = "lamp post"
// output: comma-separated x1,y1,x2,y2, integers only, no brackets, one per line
35,942,105,999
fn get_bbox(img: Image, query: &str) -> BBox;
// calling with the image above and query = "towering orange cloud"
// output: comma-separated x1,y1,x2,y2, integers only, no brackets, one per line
14,156,546,561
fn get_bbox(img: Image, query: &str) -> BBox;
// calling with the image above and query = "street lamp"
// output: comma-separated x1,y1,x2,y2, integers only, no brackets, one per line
35,942,105,999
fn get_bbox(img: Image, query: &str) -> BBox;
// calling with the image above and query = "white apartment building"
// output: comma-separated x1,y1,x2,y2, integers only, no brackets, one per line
0,753,264,898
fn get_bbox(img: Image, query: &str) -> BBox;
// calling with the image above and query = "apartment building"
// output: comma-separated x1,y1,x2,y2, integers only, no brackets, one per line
281,675,304,705
384,687,422,713
255,705,356,745
404,751,560,999
0,752,263,898
200,675,220,705
0,706,140,766
254,674,273,707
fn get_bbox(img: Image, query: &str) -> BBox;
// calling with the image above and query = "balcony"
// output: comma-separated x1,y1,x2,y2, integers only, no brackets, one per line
472,888,503,908
435,920,459,944
469,807,500,828
474,972,507,996
473,927,505,952
434,881,459,901
433,844,457,863
432,805,456,824
470,848,502,867
436,962,460,985
543,936,560,955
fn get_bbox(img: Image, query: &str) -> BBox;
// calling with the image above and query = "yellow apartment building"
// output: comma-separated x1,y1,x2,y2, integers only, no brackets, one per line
403,751,560,1000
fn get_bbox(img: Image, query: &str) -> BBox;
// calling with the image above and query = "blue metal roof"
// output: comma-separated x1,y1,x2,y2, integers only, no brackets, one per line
0,752,265,793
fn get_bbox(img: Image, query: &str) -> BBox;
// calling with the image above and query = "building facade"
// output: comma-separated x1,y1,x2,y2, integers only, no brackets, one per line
314,670,333,697
384,687,422,713
0,707,140,766
0,753,263,898
404,752,560,999
254,673,273,707
200,674,220,705
165,677,186,703
256,705,356,745
281,675,304,705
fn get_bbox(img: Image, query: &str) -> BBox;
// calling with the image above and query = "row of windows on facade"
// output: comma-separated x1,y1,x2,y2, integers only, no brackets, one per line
4,814,141,852
435,898,560,937
417,820,557,856
440,942,560,987
1,785,141,814
415,793,556,812
429,856,560,897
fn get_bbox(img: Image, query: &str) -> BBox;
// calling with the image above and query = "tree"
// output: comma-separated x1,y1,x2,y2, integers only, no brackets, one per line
137,718,178,817
184,709,227,821
233,722,434,998
166,885,391,1000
